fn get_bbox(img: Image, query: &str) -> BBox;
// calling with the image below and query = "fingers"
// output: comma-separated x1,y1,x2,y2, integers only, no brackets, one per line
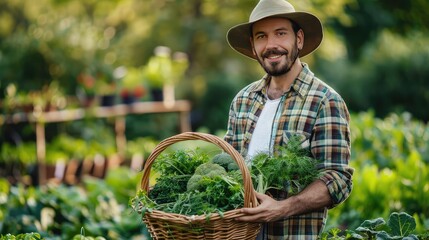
234,193,270,222
255,192,269,201
241,205,263,215
236,193,285,222
235,213,263,222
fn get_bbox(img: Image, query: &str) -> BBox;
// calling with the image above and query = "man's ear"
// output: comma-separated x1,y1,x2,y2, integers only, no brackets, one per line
297,29,304,50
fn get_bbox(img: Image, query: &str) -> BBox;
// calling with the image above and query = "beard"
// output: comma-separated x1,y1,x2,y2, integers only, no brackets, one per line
256,41,300,76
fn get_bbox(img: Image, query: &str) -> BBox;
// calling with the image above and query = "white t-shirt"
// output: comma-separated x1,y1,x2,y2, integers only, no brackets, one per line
247,97,281,162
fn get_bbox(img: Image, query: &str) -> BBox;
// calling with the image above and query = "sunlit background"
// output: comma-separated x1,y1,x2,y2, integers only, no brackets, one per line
0,0,428,239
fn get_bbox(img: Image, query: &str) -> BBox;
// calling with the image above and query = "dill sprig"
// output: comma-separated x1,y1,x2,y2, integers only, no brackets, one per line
250,135,321,197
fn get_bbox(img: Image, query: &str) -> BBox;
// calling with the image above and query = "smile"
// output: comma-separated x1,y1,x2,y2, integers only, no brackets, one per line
267,54,283,59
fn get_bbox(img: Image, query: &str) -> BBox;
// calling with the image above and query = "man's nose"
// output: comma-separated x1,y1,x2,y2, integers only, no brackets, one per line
265,35,279,49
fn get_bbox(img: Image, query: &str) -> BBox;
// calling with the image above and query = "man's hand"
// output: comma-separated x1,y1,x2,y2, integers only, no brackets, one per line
235,192,286,222
235,180,333,223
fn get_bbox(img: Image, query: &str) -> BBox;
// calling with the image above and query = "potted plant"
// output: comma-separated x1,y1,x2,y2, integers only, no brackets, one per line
76,72,97,107
118,67,147,104
3,82,67,113
91,70,117,107
143,46,188,102
143,46,170,101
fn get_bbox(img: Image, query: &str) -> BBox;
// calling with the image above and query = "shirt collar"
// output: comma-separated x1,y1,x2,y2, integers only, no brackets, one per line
294,63,314,98
249,63,314,98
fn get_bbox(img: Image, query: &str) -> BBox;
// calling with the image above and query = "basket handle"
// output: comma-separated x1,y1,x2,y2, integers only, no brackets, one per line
140,132,258,208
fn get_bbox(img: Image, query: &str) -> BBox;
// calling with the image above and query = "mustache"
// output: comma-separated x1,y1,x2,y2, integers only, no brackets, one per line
262,49,288,58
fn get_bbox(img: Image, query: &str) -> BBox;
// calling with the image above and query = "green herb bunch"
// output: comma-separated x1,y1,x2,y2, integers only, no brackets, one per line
147,149,209,204
131,150,244,217
250,135,321,198
152,148,209,176
168,172,243,215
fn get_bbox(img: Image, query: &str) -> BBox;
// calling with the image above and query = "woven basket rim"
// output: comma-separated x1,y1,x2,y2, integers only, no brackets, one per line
144,208,244,224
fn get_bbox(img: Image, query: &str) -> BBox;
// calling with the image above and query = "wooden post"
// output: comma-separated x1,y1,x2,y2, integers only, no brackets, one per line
179,111,191,132
115,116,127,160
35,122,46,185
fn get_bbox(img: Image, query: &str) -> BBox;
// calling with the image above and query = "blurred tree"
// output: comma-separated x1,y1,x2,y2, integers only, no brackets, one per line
0,0,115,95
1,0,429,135
317,32,429,121
329,0,429,60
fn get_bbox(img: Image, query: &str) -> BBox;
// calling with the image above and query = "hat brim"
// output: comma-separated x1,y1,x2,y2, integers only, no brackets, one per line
227,12,323,59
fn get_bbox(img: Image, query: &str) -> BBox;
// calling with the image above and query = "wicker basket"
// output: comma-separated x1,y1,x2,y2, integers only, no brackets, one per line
139,132,261,240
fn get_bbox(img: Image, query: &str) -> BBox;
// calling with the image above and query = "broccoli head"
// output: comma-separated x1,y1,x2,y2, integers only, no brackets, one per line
187,162,227,191
194,162,226,176
211,152,238,172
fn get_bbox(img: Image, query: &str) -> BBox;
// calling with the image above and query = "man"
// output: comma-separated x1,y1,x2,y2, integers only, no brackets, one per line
224,0,354,239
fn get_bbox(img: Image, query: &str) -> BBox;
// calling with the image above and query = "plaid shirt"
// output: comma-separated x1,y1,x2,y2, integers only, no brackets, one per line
224,63,354,239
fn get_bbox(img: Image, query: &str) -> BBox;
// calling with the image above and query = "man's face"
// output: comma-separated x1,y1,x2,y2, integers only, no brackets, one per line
251,17,303,76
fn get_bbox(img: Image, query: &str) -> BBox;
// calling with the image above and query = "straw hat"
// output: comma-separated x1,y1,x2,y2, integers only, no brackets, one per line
227,0,323,59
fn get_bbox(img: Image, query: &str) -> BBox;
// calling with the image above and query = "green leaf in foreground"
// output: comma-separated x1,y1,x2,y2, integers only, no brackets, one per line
387,212,416,237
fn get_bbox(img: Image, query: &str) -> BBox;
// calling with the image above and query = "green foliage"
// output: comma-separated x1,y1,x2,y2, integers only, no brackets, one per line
1,0,429,138
326,112,429,233
0,167,148,239
0,142,36,164
322,212,424,240
63,120,117,157
195,72,244,134
131,149,244,217
0,233,43,240
250,135,321,196
330,0,429,59
149,175,190,204
44,132,116,164
320,32,429,122
153,149,210,176
124,113,181,141
142,46,189,89
171,174,243,215
125,136,157,161
132,173,244,217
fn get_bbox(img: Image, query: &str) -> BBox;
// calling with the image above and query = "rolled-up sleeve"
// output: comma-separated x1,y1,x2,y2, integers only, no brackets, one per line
312,96,354,207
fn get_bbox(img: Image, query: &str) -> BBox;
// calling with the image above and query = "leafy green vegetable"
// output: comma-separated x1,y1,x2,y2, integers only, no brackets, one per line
387,212,416,237
132,173,244,217
355,212,418,239
152,149,210,176
133,136,320,218
132,150,244,218
170,174,243,215
148,175,190,204
320,212,422,240
0,233,43,240
250,135,321,197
